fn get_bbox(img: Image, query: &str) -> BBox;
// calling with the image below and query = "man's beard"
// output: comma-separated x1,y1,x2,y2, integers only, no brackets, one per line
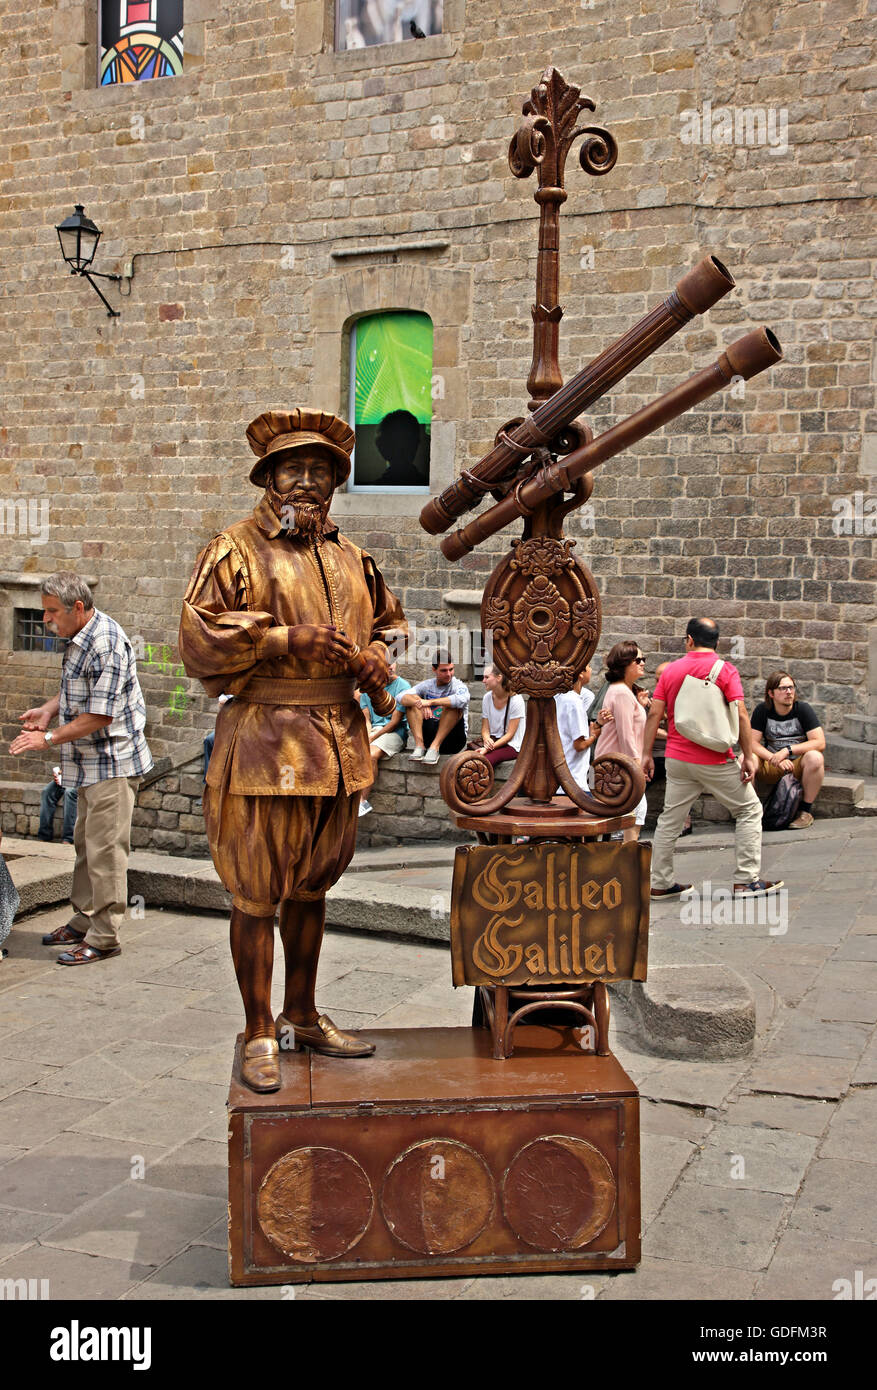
267,484,331,537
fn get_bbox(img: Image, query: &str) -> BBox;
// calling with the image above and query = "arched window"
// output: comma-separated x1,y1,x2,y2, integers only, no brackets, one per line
348,311,433,493
99,1,184,85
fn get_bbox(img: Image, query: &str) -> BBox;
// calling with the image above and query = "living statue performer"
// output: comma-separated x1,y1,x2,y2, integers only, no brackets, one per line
180,409,407,1093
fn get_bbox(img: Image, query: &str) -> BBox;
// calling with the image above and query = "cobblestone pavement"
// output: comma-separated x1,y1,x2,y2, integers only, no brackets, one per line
0,817,874,1301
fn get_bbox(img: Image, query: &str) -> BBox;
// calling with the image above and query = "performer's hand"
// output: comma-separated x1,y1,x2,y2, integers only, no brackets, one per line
19,706,51,732
356,644,391,691
288,624,356,666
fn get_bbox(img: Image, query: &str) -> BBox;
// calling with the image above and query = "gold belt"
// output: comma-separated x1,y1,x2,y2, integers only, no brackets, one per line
236,677,356,706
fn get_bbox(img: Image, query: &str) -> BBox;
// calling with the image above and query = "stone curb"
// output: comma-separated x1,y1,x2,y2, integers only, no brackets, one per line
611,965,756,1061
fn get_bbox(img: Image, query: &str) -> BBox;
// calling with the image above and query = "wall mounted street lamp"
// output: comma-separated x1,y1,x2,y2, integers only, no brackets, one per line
55,205,125,317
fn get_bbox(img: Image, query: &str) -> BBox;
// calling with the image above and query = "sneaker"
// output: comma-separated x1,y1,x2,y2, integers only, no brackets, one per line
358,800,372,817
789,811,814,829
423,746,440,765
650,883,693,899
408,746,426,760
733,879,784,898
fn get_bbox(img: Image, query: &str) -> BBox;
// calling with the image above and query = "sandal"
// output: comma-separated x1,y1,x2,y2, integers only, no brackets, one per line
56,943,121,965
42,923,86,946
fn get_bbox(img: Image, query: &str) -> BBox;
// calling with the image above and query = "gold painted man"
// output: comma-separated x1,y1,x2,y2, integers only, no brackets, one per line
180,410,407,1092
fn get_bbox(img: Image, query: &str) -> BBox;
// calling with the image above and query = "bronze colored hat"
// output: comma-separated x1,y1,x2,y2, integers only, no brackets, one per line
245,409,355,488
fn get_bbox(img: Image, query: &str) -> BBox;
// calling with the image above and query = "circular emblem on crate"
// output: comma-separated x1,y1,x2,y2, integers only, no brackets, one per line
502,1135,616,1251
257,1146,373,1263
381,1139,496,1254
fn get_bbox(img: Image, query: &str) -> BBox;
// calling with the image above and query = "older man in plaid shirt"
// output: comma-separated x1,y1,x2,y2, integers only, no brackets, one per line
11,573,152,963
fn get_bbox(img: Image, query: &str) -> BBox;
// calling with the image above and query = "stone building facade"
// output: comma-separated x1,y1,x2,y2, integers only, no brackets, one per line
0,0,874,826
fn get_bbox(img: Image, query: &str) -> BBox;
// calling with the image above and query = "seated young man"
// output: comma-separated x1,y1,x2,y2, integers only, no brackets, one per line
358,661,411,815
400,650,470,765
751,671,825,829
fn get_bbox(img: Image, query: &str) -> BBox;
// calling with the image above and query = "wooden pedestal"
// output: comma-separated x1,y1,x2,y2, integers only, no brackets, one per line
228,1025,641,1285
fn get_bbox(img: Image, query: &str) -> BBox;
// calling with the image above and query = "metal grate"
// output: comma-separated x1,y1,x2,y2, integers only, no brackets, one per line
13,608,58,654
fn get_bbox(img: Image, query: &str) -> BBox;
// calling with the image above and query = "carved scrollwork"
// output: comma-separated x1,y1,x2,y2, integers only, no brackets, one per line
510,661,575,697
454,754,495,804
577,126,618,177
513,575,570,660
510,536,576,578
590,755,646,814
483,597,510,638
508,114,550,179
572,597,599,642
509,68,615,190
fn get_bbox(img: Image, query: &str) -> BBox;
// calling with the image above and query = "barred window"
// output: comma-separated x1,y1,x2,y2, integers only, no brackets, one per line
13,609,58,654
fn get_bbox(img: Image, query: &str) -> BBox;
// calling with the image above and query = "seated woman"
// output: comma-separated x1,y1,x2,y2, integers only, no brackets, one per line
750,671,825,829
479,664,525,766
594,641,648,843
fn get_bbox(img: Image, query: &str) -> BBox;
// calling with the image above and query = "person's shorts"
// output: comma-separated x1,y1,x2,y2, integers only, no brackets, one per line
634,792,647,827
758,756,804,785
422,716,467,755
371,729,406,759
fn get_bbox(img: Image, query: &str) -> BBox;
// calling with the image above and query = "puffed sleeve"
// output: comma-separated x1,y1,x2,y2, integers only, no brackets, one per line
360,548,408,658
179,535,277,695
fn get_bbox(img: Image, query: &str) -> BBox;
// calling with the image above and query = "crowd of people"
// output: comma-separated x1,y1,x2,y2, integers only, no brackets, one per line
2,580,829,966
355,622,826,903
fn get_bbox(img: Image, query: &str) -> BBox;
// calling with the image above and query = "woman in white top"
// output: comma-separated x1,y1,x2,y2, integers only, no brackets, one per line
480,664,526,766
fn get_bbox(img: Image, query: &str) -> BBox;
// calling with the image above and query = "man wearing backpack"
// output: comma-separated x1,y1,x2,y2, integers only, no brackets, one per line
641,618,782,901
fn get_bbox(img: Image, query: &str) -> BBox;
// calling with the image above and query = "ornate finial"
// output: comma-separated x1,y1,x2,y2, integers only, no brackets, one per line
509,68,617,408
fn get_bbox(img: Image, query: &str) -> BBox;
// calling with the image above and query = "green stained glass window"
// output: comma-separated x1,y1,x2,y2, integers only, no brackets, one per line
349,311,433,491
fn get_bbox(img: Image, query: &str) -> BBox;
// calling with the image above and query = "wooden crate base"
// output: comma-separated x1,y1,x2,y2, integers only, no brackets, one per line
228,1025,641,1285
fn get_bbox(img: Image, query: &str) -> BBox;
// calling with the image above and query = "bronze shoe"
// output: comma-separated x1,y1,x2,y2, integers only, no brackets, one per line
241,1036,281,1092
275,1012,375,1058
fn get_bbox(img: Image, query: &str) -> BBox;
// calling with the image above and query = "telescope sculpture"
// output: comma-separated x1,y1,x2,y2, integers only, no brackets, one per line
425,67,782,1060
426,68,781,839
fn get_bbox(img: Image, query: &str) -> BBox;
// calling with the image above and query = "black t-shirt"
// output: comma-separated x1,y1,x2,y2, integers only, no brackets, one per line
751,700,821,753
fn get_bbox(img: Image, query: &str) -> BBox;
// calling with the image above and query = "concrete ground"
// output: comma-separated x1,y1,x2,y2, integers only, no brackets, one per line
0,817,874,1301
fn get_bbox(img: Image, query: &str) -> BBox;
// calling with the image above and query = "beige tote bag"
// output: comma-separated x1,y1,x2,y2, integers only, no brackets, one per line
673,658,740,753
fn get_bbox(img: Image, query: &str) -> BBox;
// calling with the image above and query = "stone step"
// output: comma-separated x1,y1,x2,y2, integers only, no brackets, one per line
818,772,865,813
859,778,877,816
842,713,877,744
828,736,877,777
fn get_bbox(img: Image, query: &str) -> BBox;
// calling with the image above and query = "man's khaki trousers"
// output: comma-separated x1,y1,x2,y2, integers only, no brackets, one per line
651,757,763,890
69,776,138,951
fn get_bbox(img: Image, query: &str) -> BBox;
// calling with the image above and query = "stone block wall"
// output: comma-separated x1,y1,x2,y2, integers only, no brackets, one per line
0,0,874,797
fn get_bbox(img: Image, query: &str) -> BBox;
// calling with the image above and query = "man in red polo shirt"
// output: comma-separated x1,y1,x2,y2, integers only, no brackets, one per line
642,618,782,900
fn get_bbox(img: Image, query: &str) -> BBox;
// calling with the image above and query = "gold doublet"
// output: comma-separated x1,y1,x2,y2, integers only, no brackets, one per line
180,495,406,914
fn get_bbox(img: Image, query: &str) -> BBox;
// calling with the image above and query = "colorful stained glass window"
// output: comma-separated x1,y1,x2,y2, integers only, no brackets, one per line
335,1,442,51
100,1,184,85
349,312,433,491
